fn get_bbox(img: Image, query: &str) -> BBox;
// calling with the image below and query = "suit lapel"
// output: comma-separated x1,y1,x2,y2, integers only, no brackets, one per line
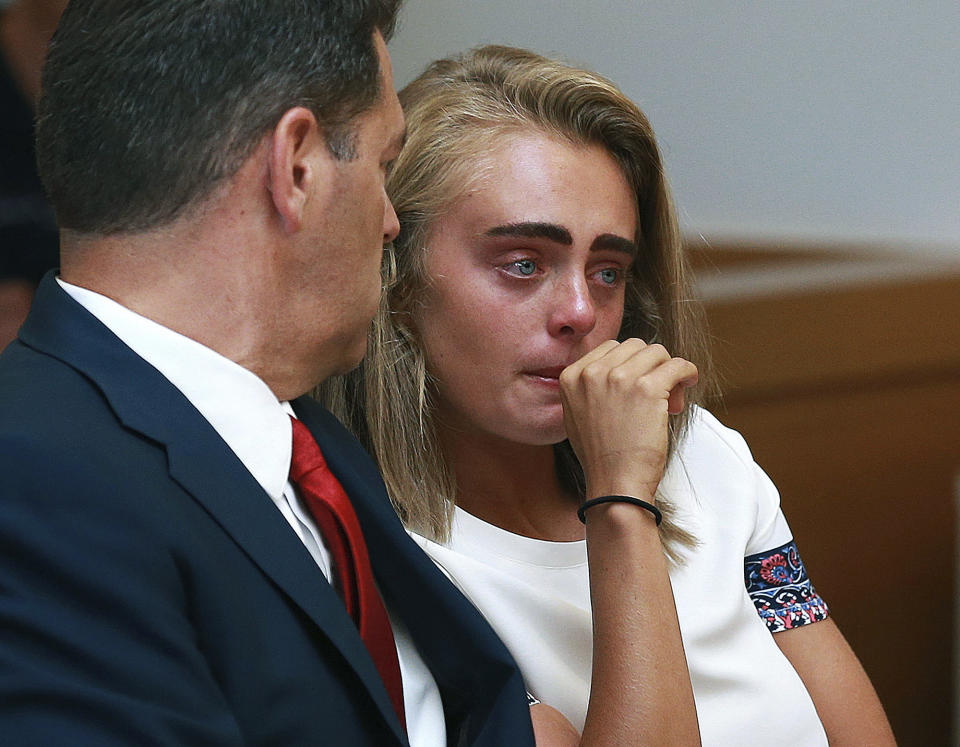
19,276,407,744
294,397,530,744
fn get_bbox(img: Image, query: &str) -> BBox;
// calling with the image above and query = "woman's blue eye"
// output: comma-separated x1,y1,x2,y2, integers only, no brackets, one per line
515,259,537,276
598,268,619,284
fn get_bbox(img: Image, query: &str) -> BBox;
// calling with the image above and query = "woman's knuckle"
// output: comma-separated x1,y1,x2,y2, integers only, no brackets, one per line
608,368,630,387
649,343,669,358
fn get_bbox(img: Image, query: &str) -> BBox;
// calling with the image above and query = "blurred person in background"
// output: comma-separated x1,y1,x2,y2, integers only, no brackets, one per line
0,0,67,347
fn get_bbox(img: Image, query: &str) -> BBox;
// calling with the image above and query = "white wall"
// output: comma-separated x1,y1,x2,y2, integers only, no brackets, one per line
388,1,960,258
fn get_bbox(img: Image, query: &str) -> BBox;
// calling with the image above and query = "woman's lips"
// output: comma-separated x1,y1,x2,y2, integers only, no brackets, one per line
524,366,565,384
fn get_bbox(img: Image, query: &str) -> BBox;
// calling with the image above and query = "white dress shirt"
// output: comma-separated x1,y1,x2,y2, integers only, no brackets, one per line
58,278,445,746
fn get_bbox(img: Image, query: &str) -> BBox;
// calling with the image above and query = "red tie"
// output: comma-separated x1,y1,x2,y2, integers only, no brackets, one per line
288,416,406,730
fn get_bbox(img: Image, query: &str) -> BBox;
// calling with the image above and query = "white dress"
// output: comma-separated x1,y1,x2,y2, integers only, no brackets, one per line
413,407,829,746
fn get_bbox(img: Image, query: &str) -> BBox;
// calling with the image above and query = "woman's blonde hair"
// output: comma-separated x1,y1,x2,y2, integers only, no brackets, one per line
318,45,712,557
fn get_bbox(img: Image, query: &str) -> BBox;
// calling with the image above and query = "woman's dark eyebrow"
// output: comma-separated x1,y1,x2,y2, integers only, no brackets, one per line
484,222,572,245
484,222,637,259
591,233,638,258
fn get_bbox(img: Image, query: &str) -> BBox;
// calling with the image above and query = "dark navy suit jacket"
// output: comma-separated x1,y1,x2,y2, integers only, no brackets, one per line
0,273,535,746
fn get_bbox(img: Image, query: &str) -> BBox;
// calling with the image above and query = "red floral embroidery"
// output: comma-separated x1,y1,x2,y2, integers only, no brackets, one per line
759,554,789,585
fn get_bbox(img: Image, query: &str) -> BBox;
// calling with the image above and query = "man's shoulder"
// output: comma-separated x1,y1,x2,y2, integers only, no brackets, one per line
1,338,87,426
1,334,102,408
0,337,143,487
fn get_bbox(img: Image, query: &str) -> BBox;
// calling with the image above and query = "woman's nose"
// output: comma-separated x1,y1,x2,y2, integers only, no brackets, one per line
547,274,597,338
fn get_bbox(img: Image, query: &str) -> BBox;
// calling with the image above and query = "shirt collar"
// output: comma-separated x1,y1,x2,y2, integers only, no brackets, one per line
57,277,292,499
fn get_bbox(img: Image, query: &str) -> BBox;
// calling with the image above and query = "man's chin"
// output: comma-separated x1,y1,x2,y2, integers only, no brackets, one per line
306,333,368,389
330,345,366,377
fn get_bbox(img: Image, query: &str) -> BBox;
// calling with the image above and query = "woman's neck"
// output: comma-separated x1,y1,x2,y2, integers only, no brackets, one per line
439,423,586,542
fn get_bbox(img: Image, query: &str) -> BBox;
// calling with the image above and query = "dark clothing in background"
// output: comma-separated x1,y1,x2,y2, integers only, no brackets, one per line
0,34,58,284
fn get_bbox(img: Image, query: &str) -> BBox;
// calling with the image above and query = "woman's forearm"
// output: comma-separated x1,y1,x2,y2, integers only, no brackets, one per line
580,501,700,746
553,338,701,745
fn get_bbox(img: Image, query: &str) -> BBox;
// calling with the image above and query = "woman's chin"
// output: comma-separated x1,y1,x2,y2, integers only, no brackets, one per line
520,418,567,447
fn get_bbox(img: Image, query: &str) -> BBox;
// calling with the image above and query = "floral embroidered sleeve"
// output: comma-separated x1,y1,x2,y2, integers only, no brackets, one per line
744,540,829,633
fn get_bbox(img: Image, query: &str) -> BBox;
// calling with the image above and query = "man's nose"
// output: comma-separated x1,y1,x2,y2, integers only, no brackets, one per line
383,192,400,244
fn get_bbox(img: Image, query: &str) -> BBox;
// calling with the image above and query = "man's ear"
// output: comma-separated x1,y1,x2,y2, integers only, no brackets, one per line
267,107,330,234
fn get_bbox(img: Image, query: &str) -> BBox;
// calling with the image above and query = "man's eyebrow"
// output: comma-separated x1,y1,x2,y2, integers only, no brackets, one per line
590,233,638,258
484,222,572,245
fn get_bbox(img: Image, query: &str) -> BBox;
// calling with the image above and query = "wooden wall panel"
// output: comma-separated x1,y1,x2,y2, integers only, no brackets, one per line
701,262,960,746
706,273,960,398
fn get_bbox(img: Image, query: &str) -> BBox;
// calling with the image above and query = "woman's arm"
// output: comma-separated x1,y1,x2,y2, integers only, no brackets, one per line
556,338,701,746
528,513,699,747
530,703,582,745
775,619,896,746
581,501,699,745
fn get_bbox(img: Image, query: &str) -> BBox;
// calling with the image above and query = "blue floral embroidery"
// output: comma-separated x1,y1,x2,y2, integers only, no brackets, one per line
744,540,829,633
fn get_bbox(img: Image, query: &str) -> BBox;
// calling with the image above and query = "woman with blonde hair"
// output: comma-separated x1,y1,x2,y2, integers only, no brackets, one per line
320,45,893,745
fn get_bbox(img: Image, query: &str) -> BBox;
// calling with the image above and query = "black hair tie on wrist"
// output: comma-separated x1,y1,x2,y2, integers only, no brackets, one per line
577,495,663,526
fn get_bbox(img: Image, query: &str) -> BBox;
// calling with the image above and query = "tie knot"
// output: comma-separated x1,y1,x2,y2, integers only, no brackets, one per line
289,416,328,483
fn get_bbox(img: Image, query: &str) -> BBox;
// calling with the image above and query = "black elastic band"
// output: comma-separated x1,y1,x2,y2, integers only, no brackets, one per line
577,495,663,526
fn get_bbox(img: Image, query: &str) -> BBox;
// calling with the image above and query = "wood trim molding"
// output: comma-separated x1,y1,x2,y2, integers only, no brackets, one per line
705,272,960,404
688,239,960,303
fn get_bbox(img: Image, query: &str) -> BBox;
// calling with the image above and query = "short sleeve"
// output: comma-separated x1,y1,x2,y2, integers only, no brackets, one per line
704,418,830,634
744,540,829,633
743,458,793,557
740,457,829,633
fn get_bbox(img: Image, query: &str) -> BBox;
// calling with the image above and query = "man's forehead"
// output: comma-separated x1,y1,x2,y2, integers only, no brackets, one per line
380,78,405,147
374,32,404,135
373,31,393,81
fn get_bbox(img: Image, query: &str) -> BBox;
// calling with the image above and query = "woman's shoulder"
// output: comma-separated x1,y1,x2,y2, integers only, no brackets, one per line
676,405,759,472
663,406,779,542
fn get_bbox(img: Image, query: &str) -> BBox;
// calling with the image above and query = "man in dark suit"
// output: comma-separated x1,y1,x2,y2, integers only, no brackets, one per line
0,2,535,744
